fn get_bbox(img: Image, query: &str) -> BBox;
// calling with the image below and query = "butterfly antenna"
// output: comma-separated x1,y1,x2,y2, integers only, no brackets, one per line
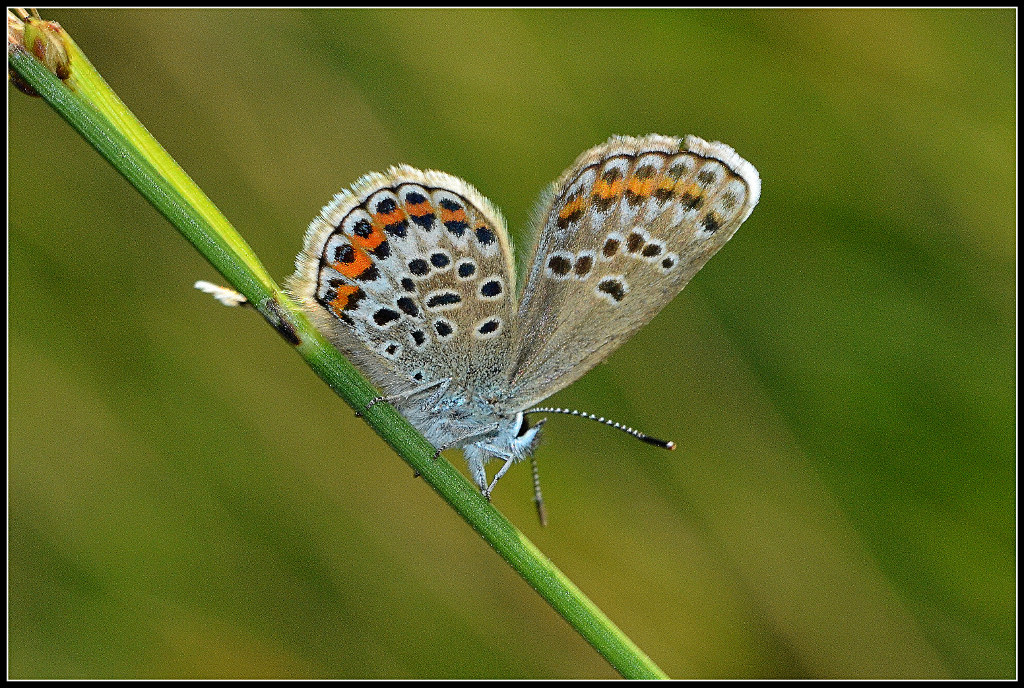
530,453,547,527
524,407,676,450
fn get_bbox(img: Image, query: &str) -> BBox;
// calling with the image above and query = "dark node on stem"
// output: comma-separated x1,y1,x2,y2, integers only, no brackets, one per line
263,298,301,345
8,70,38,97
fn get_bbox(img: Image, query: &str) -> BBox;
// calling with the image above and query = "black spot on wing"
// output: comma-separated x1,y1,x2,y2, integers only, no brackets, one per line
475,226,495,245
373,308,400,326
598,278,627,302
408,259,429,276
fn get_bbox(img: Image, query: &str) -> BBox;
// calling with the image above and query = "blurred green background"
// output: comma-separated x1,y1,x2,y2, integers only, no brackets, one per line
8,8,1015,679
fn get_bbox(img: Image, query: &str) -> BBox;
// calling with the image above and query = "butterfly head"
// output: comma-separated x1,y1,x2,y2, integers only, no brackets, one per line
498,411,546,461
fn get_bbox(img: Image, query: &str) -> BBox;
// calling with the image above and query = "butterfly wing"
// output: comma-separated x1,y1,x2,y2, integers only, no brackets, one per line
286,166,519,399
507,134,761,408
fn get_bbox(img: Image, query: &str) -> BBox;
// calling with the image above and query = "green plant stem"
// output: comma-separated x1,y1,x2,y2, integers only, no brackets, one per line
9,31,668,680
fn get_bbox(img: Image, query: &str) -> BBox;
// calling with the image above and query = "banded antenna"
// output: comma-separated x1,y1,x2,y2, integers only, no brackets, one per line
524,407,676,450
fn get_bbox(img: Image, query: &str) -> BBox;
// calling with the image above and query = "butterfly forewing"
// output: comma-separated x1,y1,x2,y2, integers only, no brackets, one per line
507,134,761,408
286,165,518,398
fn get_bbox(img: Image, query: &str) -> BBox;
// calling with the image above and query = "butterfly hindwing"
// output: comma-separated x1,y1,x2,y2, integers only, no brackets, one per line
507,134,761,408
286,165,519,398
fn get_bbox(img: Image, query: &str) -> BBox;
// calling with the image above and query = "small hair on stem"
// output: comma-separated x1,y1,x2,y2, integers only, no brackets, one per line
194,280,250,308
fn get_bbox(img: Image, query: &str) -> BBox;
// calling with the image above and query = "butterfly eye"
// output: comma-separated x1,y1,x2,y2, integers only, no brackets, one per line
515,412,531,438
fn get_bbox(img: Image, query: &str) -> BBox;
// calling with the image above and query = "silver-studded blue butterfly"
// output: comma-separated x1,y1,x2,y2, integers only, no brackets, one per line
284,134,760,515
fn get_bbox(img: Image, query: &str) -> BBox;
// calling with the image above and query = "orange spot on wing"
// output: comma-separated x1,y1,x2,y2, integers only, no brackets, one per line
440,207,467,224
328,284,360,314
374,209,405,226
655,176,677,194
355,222,388,250
678,182,701,198
592,177,624,199
405,200,433,216
559,195,586,219
628,174,656,198
331,246,372,278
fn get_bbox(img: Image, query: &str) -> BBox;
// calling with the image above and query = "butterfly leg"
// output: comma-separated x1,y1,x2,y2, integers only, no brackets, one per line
466,454,488,494
365,378,451,411
483,458,517,501
458,430,504,494
432,423,501,465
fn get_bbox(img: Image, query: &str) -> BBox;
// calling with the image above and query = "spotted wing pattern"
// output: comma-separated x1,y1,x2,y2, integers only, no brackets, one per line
507,134,761,408
286,165,518,398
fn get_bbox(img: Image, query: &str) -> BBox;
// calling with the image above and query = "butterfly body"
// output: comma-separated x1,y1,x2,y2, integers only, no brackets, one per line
287,134,760,497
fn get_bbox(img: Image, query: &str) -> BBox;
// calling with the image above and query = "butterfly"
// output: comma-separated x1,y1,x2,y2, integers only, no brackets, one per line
284,134,760,515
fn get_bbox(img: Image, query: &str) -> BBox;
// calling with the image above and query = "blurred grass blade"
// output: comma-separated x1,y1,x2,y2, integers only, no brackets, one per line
8,14,669,680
